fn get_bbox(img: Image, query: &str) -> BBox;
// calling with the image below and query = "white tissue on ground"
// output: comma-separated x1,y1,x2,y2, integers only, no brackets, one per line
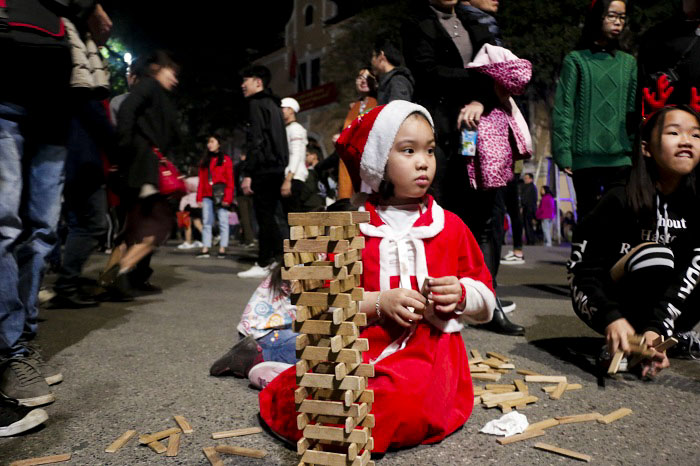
480,411,529,437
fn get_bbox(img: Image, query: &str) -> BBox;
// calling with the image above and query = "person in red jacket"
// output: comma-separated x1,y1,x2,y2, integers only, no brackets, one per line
196,135,234,258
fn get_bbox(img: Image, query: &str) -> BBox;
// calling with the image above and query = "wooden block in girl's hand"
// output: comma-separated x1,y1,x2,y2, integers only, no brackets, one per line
654,337,678,352
607,351,625,374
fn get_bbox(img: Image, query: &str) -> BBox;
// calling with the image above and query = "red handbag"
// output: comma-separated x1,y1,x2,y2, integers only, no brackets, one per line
153,147,186,196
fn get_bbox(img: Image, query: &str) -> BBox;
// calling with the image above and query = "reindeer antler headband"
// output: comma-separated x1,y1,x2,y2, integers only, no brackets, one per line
642,74,700,122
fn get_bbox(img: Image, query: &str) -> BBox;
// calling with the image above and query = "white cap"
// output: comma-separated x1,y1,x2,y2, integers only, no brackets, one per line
281,97,300,113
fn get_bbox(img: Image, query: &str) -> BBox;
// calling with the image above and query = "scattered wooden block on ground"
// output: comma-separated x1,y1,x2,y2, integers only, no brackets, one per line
496,430,545,445
525,418,560,432
203,446,224,466
525,375,567,383
147,440,167,454
9,454,72,466
598,408,633,424
486,351,510,362
139,427,181,444
516,369,539,376
549,382,567,400
542,383,582,393
556,412,603,424
514,379,528,394
534,442,592,462
105,429,136,453
472,373,502,382
470,349,483,360
174,415,193,434
499,395,538,413
211,426,263,439
214,445,267,459
165,433,181,457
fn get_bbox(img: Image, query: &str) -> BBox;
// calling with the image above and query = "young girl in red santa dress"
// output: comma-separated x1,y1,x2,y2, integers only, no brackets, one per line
258,100,496,453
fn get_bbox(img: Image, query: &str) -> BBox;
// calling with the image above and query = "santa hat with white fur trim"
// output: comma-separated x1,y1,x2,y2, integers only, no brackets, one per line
335,100,434,192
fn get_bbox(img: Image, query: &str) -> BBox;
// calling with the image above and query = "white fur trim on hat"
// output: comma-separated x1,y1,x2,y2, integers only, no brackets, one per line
281,97,300,113
360,100,434,192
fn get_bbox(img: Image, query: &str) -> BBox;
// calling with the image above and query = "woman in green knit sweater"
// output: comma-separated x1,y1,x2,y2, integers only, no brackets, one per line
552,0,637,220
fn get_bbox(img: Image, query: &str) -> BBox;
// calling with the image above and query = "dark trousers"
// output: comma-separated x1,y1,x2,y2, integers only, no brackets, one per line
236,195,256,245
503,174,523,250
55,185,108,293
252,173,285,267
522,208,537,245
572,166,629,221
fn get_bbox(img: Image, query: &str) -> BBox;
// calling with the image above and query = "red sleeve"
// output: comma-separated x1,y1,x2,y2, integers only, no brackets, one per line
224,155,234,204
196,164,207,202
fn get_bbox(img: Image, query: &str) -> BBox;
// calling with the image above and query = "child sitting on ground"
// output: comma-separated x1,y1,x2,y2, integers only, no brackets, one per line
258,101,496,453
568,105,700,375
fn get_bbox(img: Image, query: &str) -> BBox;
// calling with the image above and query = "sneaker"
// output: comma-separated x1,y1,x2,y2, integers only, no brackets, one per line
209,335,264,377
37,288,57,306
196,251,210,259
22,345,62,386
500,299,516,314
0,398,48,437
193,241,204,248
500,251,525,265
0,356,55,407
237,262,274,279
177,242,195,250
248,361,293,389
667,331,700,360
217,251,227,259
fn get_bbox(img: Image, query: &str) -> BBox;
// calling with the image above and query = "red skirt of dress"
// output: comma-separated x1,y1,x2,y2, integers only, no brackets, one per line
259,321,474,453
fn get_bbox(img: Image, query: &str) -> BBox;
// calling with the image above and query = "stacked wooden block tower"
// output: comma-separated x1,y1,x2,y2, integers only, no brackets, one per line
282,211,375,466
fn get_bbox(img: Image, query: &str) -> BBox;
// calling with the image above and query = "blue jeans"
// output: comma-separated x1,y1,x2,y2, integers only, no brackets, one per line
0,103,67,354
256,328,298,364
542,218,553,247
201,197,229,248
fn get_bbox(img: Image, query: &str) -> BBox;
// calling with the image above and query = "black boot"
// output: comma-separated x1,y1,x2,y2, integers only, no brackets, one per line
474,299,525,336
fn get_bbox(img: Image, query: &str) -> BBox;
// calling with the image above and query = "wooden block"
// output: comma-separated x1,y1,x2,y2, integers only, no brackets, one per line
485,384,515,390
496,430,545,445
300,252,317,263
334,248,361,268
628,344,655,358
283,265,348,281
284,252,300,267
525,418,560,432
350,363,375,378
654,337,678,352
542,383,582,393
292,292,352,308
214,445,267,459
290,225,305,240
470,348,482,360
297,437,311,455
351,287,364,301
525,375,567,383
202,446,224,466
294,319,358,336
469,365,490,373
105,429,136,453
298,399,364,417
516,369,539,376
348,442,358,461
498,395,538,413
139,427,181,444
304,225,323,237
329,275,358,294
9,454,72,466
298,373,366,390
301,447,371,466
298,346,362,364
607,350,624,374
549,382,567,400
482,358,506,369
166,433,181,457
284,238,352,254
534,443,591,462
211,426,262,439
556,412,603,424
173,415,193,434
472,373,502,382
304,425,370,444
148,440,167,454
482,392,529,407
288,212,354,226
514,379,528,394
486,351,510,362
627,334,645,346
598,408,632,424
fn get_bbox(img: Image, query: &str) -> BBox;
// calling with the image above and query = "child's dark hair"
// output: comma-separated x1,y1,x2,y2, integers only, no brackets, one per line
268,262,288,298
241,65,271,89
306,143,324,161
378,112,434,199
626,105,699,219
575,0,627,51
373,32,404,67
541,185,553,196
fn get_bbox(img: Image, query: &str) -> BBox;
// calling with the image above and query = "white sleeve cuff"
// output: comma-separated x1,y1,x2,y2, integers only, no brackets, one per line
456,277,496,325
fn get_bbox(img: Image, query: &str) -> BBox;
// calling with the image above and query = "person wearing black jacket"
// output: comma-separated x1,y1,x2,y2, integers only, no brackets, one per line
403,0,522,335
0,0,111,436
371,34,415,105
238,65,289,279
568,106,700,374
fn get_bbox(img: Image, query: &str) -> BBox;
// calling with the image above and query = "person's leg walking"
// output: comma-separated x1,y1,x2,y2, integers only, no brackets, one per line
253,173,284,267
542,218,552,247
217,206,229,249
201,197,213,251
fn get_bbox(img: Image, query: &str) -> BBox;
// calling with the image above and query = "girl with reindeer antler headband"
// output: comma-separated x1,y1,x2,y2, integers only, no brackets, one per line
552,0,637,221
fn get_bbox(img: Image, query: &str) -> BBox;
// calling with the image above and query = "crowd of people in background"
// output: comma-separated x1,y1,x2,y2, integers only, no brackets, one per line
2,0,699,448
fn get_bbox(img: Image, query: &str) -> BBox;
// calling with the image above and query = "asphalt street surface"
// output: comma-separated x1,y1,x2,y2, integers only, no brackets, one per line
1,242,699,465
